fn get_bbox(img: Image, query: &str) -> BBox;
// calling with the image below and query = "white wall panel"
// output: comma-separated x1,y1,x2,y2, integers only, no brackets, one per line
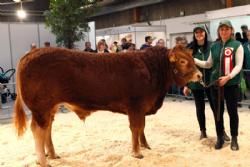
0,24,12,71
10,23,39,68
75,22,95,50
38,24,56,47
88,21,96,50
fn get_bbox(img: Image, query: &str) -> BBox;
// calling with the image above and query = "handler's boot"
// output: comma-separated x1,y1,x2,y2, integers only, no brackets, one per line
200,130,207,140
223,131,230,142
215,137,224,150
231,136,239,151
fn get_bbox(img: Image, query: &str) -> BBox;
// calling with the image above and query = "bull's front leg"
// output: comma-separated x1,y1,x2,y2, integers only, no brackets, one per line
128,111,145,159
45,117,60,159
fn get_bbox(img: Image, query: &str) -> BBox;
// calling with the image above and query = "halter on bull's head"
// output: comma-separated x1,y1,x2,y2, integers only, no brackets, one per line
168,45,202,86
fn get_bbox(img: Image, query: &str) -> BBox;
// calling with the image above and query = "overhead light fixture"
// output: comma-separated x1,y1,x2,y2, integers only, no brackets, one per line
16,1,27,19
17,9,26,19
13,0,21,2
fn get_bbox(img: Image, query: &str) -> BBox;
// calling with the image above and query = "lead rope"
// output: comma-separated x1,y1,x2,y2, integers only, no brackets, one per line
199,79,218,88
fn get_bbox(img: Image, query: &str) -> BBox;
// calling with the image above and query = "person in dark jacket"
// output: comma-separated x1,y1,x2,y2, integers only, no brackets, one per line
235,32,244,44
183,25,230,141
84,41,95,52
243,30,250,88
140,36,153,50
195,20,243,151
241,24,248,44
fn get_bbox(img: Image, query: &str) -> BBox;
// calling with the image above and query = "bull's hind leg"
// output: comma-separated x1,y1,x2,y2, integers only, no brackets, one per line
140,131,151,149
128,111,145,159
45,114,60,159
31,117,49,167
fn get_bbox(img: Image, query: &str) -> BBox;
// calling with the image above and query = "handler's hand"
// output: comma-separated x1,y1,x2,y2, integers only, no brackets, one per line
218,75,231,87
183,86,191,96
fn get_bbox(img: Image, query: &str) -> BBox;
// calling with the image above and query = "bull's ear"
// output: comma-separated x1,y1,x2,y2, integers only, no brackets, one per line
168,49,177,62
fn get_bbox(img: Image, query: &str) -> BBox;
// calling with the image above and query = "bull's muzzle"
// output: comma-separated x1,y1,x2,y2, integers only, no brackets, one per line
190,70,202,83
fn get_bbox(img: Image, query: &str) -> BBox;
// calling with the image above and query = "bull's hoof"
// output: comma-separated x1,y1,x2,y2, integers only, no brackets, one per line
36,160,52,167
141,144,151,150
132,153,144,159
48,154,61,159
46,153,61,159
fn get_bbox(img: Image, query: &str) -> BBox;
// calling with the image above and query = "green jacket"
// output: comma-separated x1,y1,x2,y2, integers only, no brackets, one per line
243,42,250,70
188,43,211,90
210,38,241,86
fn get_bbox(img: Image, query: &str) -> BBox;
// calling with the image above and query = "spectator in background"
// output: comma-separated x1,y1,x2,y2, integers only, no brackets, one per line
44,41,50,47
95,40,109,53
127,43,136,52
25,43,37,54
110,41,119,53
235,32,244,44
175,36,183,45
84,41,94,52
241,24,248,44
120,38,129,50
176,36,188,48
128,39,133,44
30,43,37,50
156,39,165,47
100,39,109,50
140,36,153,50
243,30,250,88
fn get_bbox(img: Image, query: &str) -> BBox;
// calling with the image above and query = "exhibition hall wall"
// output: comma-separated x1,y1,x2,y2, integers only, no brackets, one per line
0,22,95,73
0,23,56,72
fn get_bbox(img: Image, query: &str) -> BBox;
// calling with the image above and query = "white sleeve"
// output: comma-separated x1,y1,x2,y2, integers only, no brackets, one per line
194,51,213,69
228,45,244,79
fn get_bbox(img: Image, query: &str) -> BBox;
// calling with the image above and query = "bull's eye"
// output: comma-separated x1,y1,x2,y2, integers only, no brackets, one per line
179,59,187,65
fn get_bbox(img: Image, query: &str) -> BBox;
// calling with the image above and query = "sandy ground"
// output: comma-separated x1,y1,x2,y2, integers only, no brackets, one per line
1,98,250,167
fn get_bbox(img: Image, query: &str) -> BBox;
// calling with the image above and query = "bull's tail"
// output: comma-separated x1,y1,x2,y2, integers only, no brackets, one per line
13,65,26,137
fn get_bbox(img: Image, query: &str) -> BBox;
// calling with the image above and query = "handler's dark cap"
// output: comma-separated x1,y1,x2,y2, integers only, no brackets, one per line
193,25,206,32
218,20,233,28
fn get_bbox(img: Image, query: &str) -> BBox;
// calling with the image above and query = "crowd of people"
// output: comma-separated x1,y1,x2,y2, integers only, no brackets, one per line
83,36,166,54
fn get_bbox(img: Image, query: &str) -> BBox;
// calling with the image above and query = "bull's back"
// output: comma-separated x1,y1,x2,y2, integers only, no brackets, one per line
18,48,154,108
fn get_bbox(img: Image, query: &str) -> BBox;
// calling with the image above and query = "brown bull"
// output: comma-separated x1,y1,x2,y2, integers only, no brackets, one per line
14,46,201,166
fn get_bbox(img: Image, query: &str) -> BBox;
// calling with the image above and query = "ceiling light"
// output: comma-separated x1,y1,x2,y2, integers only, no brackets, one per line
13,0,21,2
17,9,26,19
16,1,27,20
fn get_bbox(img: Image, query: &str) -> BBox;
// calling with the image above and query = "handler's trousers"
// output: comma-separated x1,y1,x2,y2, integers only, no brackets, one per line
211,85,239,137
192,88,216,131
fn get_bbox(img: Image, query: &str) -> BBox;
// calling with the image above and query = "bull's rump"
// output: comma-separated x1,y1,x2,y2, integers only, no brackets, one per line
18,48,164,111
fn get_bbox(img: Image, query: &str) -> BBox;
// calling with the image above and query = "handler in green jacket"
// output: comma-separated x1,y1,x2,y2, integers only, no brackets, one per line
195,20,244,151
183,25,229,141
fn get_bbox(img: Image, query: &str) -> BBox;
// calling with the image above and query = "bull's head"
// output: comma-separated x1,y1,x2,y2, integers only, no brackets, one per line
168,45,202,86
